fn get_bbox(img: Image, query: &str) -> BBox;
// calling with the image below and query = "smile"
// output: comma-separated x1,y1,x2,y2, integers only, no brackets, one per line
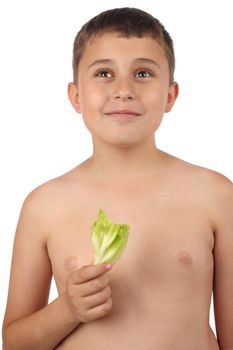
104,110,142,120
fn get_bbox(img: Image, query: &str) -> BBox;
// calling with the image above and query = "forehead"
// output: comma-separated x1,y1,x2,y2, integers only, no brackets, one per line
80,32,167,66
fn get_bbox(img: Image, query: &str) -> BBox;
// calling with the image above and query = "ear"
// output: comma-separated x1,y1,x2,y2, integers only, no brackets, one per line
165,82,179,113
67,82,81,113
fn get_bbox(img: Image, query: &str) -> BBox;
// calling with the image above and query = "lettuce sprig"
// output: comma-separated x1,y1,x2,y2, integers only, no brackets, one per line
91,209,129,264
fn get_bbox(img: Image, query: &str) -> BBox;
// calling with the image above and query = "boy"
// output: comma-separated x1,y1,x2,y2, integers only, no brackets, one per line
2,7,233,350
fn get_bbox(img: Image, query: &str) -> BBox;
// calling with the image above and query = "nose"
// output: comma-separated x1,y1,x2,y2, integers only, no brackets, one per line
113,77,135,101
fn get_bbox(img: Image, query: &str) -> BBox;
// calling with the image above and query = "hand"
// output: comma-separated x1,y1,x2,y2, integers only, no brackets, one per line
64,263,112,323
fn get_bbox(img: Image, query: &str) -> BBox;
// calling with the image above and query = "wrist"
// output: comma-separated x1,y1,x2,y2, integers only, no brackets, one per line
58,292,81,327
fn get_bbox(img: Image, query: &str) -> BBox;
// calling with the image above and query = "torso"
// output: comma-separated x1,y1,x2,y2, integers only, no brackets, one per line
45,152,220,349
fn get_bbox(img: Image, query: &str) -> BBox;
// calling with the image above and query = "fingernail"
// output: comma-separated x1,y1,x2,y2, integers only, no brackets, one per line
105,263,112,270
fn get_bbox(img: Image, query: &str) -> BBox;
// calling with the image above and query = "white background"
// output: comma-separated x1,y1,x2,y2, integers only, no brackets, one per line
0,0,232,340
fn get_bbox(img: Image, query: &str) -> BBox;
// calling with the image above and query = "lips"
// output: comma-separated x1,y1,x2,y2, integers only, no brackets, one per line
105,109,141,115
105,109,142,119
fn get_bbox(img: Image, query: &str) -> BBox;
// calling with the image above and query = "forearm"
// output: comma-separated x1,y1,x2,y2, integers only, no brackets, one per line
3,294,80,350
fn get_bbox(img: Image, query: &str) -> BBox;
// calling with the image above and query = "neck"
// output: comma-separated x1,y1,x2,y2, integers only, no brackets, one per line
84,135,164,184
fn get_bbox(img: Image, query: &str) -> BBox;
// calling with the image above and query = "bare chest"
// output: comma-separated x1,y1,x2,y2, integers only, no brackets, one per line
47,182,214,298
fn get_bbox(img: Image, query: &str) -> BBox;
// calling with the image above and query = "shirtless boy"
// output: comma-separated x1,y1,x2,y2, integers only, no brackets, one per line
2,7,233,350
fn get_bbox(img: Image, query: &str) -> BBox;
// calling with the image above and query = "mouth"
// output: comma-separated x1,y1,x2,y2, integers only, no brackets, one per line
104,110,142,120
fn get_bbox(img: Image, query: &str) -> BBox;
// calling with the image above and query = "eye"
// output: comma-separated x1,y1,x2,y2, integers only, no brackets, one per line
135,69,153,78
95,69,113,78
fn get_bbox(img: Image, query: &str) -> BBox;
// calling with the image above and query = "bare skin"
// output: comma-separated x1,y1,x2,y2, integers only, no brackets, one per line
3,151,232,350
2,33,233,349
50,153,222,350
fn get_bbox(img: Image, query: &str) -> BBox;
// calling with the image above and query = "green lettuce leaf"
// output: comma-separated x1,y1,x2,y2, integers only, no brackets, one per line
91,209,129,264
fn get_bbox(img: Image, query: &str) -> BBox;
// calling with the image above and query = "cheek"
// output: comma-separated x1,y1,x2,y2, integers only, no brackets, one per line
145,86,168,108
79,85,109,133
80,85,108,114
144,89,167,122
142,90,167,131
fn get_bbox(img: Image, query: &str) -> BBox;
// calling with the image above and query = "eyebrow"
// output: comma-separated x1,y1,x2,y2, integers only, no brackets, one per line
87,58,161,69
87,59,113,69
134,58,161,68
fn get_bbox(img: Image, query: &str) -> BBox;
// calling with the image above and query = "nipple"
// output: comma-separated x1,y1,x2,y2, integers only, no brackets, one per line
177,251,193,265
64,256,78,271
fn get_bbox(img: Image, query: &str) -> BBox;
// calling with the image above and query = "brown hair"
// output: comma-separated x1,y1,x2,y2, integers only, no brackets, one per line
72,7,175,85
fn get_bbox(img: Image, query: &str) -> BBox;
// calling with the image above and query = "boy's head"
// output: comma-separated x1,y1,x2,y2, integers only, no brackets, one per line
68,8,179,150
72,7,175,85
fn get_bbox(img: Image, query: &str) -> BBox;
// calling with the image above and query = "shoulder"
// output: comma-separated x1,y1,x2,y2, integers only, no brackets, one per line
201,169,233,233
193,166,233,220
166,152,232,192
168,153,233,228
23,163,86,206
19,166,85,233
22,175,66,213
182,160,233,198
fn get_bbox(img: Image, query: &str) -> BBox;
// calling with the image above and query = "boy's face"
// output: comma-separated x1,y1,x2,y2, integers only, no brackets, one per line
68,32,178,148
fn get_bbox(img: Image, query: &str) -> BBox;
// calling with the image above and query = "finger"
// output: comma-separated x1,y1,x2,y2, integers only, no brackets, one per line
81,273,110,297
83,285,111,310
86,297,113,321
69,263,112,284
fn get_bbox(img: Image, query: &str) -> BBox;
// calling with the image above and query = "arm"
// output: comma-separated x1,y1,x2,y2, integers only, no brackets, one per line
2,190,79,350
212,174,233,350
3,296,79,350
2,187,112,350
